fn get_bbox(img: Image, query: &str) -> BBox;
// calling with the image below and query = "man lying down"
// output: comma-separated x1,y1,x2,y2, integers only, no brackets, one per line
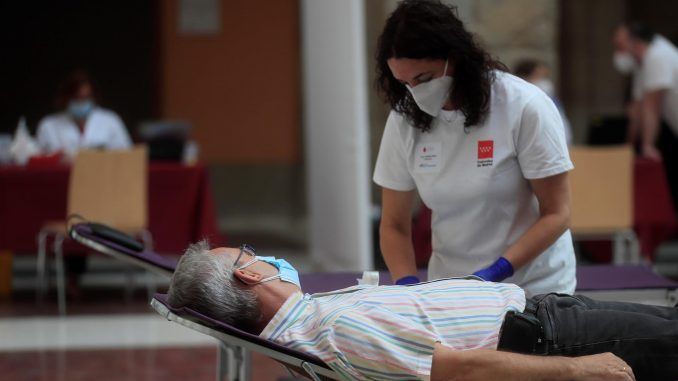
167,242,678,381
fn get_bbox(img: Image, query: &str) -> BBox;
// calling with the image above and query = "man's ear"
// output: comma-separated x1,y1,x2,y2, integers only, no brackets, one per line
233,268,262,285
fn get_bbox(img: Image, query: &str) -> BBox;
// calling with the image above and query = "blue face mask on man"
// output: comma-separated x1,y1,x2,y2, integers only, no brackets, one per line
236,255,301,288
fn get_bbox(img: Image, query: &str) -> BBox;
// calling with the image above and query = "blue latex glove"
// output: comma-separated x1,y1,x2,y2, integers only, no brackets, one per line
472,257,514,282
395,275,420,285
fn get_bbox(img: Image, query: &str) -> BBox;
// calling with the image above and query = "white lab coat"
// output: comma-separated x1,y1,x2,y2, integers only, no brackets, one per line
36,107,132,156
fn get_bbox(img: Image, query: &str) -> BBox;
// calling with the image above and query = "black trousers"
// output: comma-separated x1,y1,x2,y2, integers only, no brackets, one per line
509,293,678,381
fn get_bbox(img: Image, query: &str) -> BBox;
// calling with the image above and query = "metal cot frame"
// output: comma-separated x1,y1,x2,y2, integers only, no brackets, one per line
150,294,340,381
70,224,338,380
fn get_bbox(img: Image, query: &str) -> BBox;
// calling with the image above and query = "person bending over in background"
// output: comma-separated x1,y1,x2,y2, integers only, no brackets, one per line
612,21,678,215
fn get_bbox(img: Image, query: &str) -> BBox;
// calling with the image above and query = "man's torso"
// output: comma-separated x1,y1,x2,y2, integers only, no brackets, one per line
261,278,526,380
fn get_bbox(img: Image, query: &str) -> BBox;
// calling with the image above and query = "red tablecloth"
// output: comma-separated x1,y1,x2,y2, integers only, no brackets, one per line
412,158,677,264
0,163,222,254
633,158,677,258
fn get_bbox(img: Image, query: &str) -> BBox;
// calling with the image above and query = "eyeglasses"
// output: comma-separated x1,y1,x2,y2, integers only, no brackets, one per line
233,244,256,268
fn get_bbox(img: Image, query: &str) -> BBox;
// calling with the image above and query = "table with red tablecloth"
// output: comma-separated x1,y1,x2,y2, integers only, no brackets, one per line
412,158,677,265
0,163,222,254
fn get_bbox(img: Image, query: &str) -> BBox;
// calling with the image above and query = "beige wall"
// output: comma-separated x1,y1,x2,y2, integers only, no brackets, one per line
159,0,301,164
559,1,627,143
454,0,559,77
157,0,303,233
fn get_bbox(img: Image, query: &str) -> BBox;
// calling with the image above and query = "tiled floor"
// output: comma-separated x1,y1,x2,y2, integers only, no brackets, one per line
0,346,290,381
1,295,296,381
0,314,213,351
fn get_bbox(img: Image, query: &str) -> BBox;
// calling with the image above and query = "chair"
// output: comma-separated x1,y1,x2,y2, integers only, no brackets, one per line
36,146,150,315
69,223,175,278
569,145,640,264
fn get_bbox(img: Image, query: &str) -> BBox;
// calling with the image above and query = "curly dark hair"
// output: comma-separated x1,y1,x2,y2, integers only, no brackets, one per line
375,0,507,132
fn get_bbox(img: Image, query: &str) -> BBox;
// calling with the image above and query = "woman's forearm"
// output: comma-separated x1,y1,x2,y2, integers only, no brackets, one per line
380,223,418,281
380,188,418,282
504,173,571,270
503,211,569,269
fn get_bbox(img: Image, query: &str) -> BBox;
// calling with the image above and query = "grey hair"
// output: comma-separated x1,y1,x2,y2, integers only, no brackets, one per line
168,240,260,330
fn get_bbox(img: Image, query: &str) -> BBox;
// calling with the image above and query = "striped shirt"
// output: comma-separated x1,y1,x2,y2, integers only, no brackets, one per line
259,278,525,380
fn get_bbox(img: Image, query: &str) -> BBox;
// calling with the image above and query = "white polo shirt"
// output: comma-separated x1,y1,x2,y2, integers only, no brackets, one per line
37,107,132,156
632,35,678,135
373,71,576,297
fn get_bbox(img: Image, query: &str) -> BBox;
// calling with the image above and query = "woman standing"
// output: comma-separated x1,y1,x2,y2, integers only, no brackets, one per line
373,0,575,296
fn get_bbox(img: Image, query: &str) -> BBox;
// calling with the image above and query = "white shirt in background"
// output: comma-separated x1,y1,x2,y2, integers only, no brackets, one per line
632,35,678,135
373,71,576,297
36,107,132,156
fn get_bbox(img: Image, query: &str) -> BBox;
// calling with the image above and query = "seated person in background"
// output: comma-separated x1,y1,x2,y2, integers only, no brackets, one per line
36,70,133,297
168,242,678,381
514,59,573,145
37,69,132,160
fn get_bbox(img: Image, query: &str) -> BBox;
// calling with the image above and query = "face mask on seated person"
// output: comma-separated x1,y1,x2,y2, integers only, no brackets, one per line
68,99,94,120
236,256,301,288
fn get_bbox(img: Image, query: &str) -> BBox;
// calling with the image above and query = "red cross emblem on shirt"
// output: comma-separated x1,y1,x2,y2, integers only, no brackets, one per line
477,140,494,159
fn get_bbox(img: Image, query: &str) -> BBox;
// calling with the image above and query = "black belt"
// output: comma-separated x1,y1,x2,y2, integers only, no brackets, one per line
497,299,547,355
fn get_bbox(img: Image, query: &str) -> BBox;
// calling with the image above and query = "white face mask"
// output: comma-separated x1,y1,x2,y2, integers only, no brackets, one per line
533,79,555,98
613,52,636,74
406,60,453,117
